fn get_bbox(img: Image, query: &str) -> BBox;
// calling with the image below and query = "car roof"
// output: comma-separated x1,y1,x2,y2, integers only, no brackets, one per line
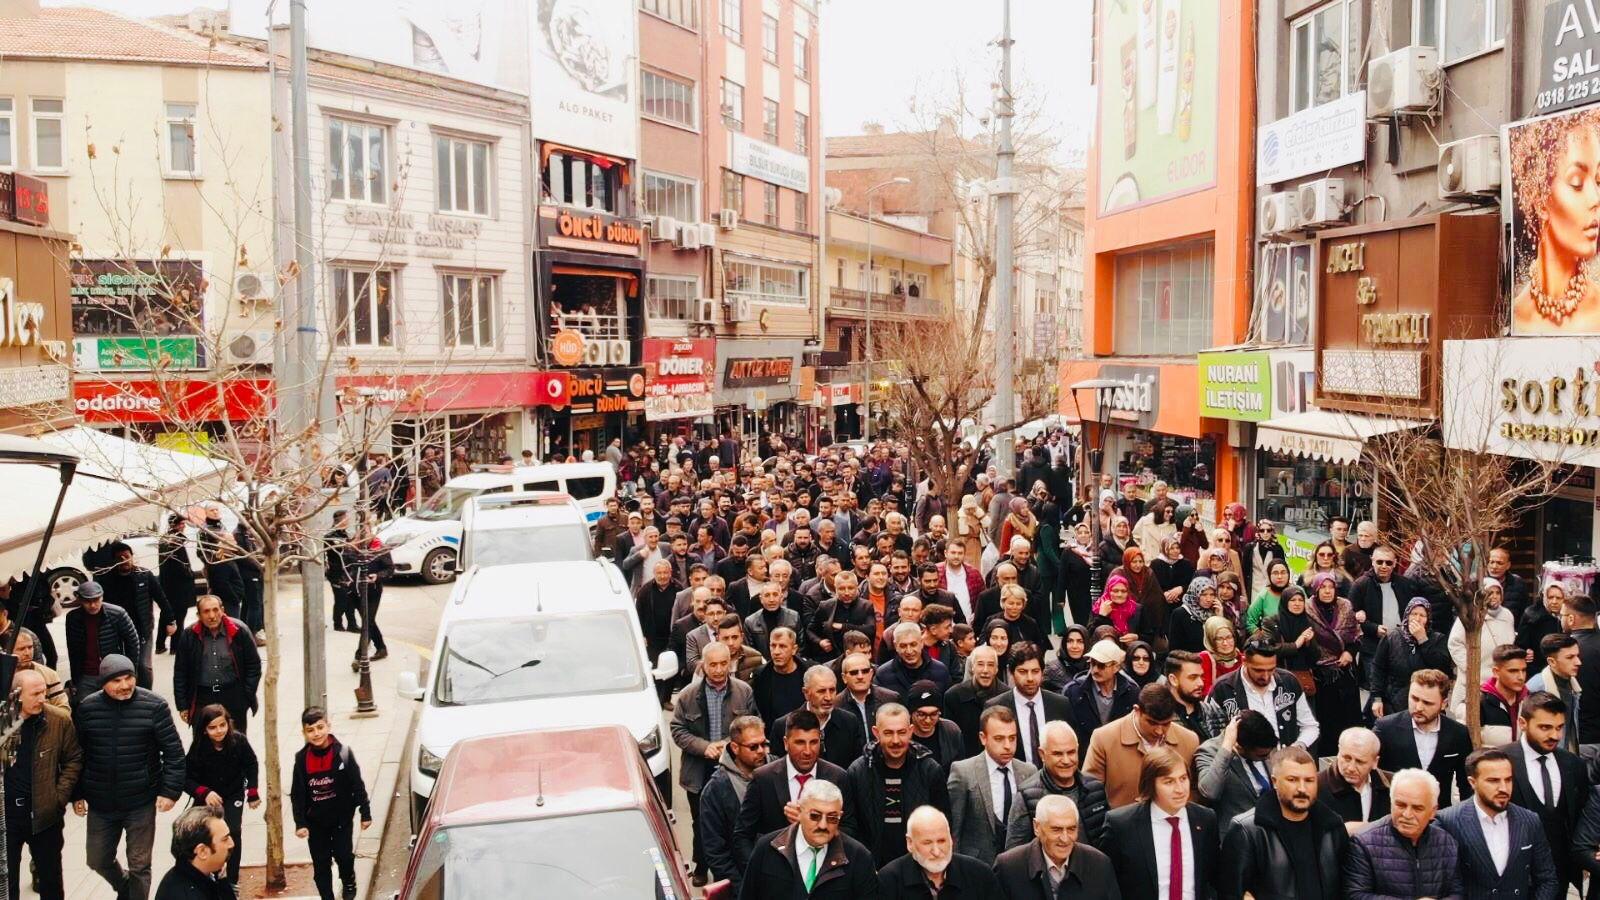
465,492,585,529
430,725,651,826
447,561,630,618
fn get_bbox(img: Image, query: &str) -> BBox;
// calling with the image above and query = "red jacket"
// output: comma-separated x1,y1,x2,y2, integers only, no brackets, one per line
938,563,984,623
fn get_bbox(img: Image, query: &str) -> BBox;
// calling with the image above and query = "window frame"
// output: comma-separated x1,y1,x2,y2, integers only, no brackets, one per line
434,133,493,217
761,14,780,64
161,102,200,178
794,110,809,155
1111,240,1216,357
1413,0,1507,66
1288,0,1362,114
29,98,64,173
721,0,742,43
794,191,809,232
543,150,624,215
794,32,810,81
0,98,15,172
641,68,699,131
331,265,396,349
762,183,779,227
723,256,808,307
641,170,701,223
441,271,497,349
721,79,745,131
721,169,744,216
646,274,701,321
327,117,389,205
762,99,780,144
639,0,698,30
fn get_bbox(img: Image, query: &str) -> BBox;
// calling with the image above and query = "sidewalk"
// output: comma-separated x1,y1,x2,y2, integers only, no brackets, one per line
42,576,418,900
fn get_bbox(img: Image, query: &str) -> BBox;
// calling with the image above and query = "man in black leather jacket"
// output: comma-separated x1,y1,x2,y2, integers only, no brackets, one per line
1220,745,1349,900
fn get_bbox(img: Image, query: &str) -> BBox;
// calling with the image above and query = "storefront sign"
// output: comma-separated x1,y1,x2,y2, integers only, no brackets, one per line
643,338,715,421
724,356,795,388
1444,337,1600,467
0,277,46,348
550,329,586,367
73,379,273,424
1197,351,1271,421
341,208,482,259
1360,313,1430,345
73,337,203,372
335,371,573,414
538,205,644,256
0,173,50,227
1094,365,1161,428
826,383,853,406
563,367,645,416
529,0,638,158
1256,90,1366,185
729,133,810,193
1532,1,1600,114
69,259,207,371
0,365,69,410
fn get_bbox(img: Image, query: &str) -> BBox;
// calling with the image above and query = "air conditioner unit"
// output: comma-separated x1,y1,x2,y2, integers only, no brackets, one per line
1438,134,1501,198
652,215,679,242
675,225,702,250
726,297,755,322
225,330,274,365
1367,46,1440,118
694,298,718,323
606,339,630,366
698,222,717,247
234,272,267,301
1296,178,1345,228
1259,191,1299,237
718,209,739,230
582,339,606,365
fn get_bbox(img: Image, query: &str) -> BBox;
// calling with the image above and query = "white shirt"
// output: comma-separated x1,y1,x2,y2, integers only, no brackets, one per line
1149,804,1196,900
945,564,973,622
786,758,820,803
795,832,826,881
1357,780,1372,821
1378,580,1400,629
1241,676,1321,749
1413,719,1441,769
1523,739,1563,806
1474,800,1510,875
1014,693,1044,765
985,752,1015,825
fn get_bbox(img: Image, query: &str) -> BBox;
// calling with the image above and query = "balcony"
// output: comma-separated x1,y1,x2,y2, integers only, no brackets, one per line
827,287,945,320
551,312,627,342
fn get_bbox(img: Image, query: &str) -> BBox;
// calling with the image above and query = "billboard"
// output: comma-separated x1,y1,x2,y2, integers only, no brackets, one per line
530,0,638,159
70,260,207,371
1531,1,1600,116
227,0,529,91
1505,106,1600,334
642,338,715,422
1095,0,1219,215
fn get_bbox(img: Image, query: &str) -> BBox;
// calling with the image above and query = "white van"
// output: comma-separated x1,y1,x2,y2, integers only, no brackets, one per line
379,463,616,583
458,492,593,571
397,561,678,827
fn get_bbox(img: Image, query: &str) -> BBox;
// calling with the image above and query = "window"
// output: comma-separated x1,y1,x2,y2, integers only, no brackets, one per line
721,169,743,214
835,257,845,287
724,257,807,306
0,99,13,170
1112,240,1214,356
721,0,742,42
721,79,744,130
762,183,779,226
1415,0,1507,64
641,70,697,129
762,99,780,143
565,477,607,501
443,273,495,348
794,33,810,80
642,171,699,222
794,191,808,232
640,0,697,29
543,151,622,214
435,135,491,216
333,266,395,347
762,14,779,63
1289,1,1363,113
1251,243,1313,344
647,275,699,320
794,111,809,154
29,99,63,171
328,118,388,204
158,103,200,177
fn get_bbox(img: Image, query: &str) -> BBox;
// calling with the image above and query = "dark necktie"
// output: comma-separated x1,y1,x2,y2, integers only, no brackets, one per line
997,765,1012,831
1538,754,1556,807
1168,815,1183,900
1248,761,1270,794
1027,700,1041,765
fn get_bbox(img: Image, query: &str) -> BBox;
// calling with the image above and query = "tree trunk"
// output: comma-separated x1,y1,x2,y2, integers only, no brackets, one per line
261,548,286,890
1463,623,1482,747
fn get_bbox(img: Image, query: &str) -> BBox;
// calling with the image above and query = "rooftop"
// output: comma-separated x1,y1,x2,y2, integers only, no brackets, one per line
0,7,265,68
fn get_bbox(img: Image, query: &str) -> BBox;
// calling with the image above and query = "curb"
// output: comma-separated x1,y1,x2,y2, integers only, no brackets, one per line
360,689,419,896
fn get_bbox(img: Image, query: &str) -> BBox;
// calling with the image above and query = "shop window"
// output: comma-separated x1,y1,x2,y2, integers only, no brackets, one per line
435,135,491,216
550,273,627,341
163,103,198,177
762,14,779,64
1114,432,1217,502
641,0,697,30
642,171,700,222
1251,243,1313,345
442,273,496,348
29,98,63,172
542,151,622,215
333,266,394,348
1256,449,1373,554
1112,240,1214,356
642,70,697,130
763,99,780,144
725,257,807,306
762,183,779,226
565,476,606,501
647,275,699,321
720,0,742,42
328,118,387,204
1414,0,1506,65
1289,0,1362,113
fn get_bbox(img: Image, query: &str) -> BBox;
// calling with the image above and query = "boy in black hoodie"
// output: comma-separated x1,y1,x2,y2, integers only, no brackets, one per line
290,707,371,900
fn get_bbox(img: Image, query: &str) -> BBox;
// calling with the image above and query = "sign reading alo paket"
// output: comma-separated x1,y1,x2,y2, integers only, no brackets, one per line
1198,351,1272,421
729,134,810,193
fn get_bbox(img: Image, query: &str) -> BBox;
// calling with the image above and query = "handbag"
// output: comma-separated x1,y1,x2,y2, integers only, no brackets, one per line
1293,669,1318,697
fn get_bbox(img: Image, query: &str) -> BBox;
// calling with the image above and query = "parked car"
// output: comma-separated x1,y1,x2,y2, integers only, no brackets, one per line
397,560,677,827
458,491,592,571
380,462,616,583
400,724,727,899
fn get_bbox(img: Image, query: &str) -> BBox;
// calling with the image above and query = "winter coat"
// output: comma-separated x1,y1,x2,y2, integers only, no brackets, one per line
700,749,763,893
1518,603,1564,675
184,731,259,804
875,653,951,698
841,741,951,865
1448,605,1517,710
72,686,185,812
63,603,141,687
1004,768,1108,851
1063,670,1140,748
98,567,170,638
172,617,262,718
670,676,758,793
1344,819,1464,900
738,825,881,900
290,737,371,828
19,705,81,834
1370,627,1454,714
1221,792,1350,900
153,862,235,900
942,680,1006,759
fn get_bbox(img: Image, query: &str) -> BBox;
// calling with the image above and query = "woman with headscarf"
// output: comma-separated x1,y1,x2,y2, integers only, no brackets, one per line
1200,617,1242,695
1088,573,1143,646
1034,498,1066,634
1176,504,1208,564
1245,559,1293,634
1370,596,1454,718
1112,546,1168,651
999,496,1038,554
1213,571,1247,629
1132,502,1178,561
1209,528,1246,581
1305,572,1362,754
1264,585,1319,680
1296,541,1353,597
1044,624,1092,692
1168,575,1217,654
1062,522,1095,629
1518,581,1568,675
1151,536,1196,606
1222,502,1254,546
1126,641,1160,687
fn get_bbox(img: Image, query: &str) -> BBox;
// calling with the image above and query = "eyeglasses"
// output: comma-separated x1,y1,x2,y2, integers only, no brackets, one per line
737,740,770,750
911,709,940,720
804,811,844,826
1372,560,1396,566
843,668,873,676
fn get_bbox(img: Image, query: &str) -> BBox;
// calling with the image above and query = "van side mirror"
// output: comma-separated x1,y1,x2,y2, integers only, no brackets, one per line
396,671,425,701
652,651,679,682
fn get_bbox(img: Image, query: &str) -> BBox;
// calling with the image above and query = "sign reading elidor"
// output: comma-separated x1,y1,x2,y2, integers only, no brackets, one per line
1443,337,1600,467
1257,91,1366,185
1198,351,1271,421
729,134,810,193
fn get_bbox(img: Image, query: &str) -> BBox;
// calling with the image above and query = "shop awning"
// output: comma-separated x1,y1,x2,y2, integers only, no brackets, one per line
0,427,229,582
1254,410,1429,465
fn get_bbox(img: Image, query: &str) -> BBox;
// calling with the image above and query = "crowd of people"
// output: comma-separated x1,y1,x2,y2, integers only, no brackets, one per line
608,430,1600,899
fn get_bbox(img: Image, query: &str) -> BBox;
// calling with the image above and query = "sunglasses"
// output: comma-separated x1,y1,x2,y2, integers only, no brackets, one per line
805,811,844,826
737,739,770,750
843,668,872,676
1372,560,1396,566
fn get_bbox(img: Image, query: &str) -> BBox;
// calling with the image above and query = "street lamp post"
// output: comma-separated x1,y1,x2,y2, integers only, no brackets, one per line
1069,379,1121,602
863,176,910,444
351,388,378,717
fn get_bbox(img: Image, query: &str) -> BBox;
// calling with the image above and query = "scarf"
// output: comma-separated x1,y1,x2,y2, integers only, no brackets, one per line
1275,587,1314,651
1306,595,1358,666
1398,596,1431,648
1181,575,1216,623
1126,641,1160,686
1098,574,1139,635
1122,547,1156,596
1202,616,1239,666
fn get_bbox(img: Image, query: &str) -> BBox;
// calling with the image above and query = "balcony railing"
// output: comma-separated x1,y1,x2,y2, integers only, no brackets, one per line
551,312,627,341
828,287,944,318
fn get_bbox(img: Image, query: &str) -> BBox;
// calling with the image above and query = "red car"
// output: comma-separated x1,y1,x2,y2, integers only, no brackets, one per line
400,724,731,899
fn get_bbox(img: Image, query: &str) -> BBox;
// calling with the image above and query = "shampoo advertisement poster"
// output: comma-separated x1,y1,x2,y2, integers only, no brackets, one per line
1095,0,1219,215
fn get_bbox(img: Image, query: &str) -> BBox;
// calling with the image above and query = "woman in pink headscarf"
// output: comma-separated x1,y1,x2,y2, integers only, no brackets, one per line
1089,573,1144,646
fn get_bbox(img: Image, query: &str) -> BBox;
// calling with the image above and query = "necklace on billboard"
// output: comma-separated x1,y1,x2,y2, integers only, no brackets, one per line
1529,265,1587,325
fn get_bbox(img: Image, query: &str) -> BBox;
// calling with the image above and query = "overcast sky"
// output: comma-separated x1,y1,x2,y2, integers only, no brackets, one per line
44,0,1093,158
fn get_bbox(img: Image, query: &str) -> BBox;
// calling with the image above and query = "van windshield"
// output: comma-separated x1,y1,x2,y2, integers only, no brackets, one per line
407,810,682,900
415,484,515,521
470,524,592,567
435,613,643,705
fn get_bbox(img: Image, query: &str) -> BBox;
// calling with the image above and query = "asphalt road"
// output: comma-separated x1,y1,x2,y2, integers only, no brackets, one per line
365,576,699,897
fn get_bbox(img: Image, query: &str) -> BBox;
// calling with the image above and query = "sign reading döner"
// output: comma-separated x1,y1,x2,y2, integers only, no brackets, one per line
643,338,716,421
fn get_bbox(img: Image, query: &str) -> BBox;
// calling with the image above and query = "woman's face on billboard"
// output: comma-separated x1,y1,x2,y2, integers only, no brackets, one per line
1548,127,1600,261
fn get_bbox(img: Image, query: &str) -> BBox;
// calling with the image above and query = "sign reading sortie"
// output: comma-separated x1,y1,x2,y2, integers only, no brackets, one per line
643,338,715,421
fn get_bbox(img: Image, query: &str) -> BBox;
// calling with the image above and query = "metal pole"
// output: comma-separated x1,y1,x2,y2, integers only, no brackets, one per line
992,0,1018,481
352,400,376,716
864,211,874,445
290,0,327,708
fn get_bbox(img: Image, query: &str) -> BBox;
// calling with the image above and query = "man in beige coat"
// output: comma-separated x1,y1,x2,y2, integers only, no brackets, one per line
1084,681,1199,808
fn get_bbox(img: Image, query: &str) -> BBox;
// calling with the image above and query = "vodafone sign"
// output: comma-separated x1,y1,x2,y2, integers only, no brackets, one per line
74,379,273,424
642,338,715,421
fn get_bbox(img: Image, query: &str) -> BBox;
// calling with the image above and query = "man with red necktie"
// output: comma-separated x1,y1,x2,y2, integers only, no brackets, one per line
1101,748,1218,900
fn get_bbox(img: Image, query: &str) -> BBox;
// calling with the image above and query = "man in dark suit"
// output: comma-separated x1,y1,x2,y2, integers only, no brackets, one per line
985,643,1073,768
839,651,900,730
1500,691,1589,895
1101,748,1218,900
741,778,880,899
733,709,847,873
1437,747,1560,900
994,793,1121,900
1318,726,1390,831
764,667,865,771
1373,668,1470,804
1194,710,1278,840
944,646,1007,759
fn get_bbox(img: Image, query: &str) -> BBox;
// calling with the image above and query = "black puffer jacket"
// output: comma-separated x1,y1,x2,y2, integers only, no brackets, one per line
1369,628,1453,714
64,604,141,686
72,687,185,811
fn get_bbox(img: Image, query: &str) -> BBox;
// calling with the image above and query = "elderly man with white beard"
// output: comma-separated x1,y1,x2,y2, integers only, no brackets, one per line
876,806,1002,898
